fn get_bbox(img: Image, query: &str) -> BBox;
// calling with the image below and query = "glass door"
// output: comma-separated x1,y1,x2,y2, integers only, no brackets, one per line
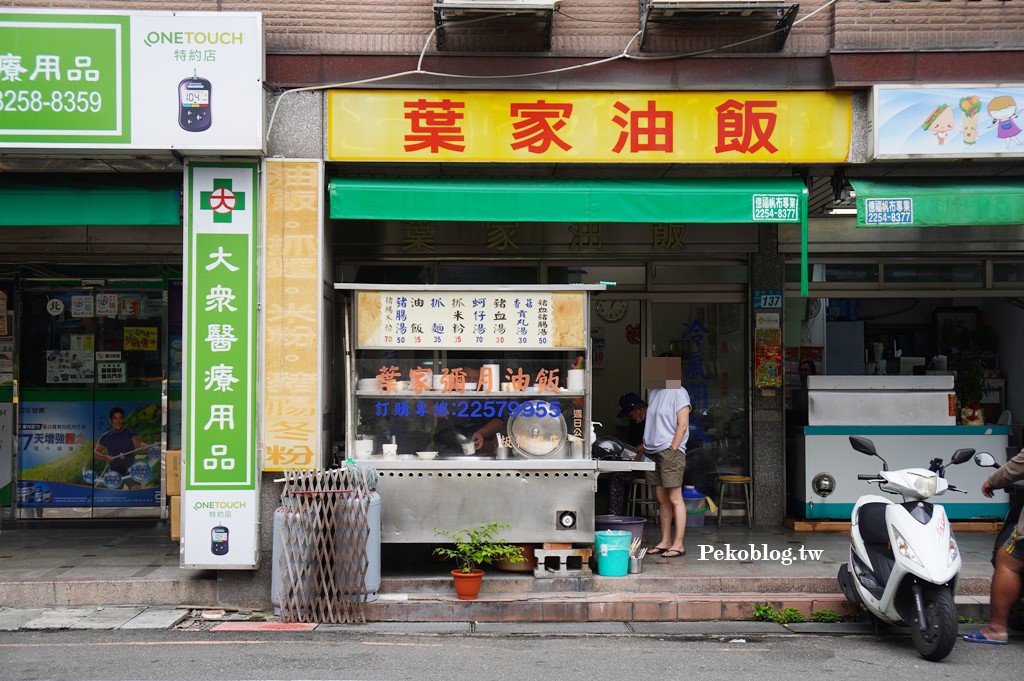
17,284,165,518
649,301,749,498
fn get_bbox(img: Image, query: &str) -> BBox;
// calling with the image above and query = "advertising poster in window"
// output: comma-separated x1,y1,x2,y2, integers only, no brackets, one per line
17,398,160,509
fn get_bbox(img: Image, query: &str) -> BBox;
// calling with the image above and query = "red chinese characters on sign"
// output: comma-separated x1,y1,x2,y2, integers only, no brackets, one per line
404,98,466,153
715,99,779,154
397,96,785,158
611,100,673,153
510,100,573,153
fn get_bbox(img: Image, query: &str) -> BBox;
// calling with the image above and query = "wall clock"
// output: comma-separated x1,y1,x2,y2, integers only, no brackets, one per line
595,300,628,322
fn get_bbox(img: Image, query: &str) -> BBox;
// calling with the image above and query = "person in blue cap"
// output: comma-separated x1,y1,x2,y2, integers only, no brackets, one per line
605,392,647,516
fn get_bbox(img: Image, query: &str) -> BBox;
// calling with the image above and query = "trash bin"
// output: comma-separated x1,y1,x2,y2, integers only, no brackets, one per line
683,485,708,527
594,515,647,544
595,529,631,577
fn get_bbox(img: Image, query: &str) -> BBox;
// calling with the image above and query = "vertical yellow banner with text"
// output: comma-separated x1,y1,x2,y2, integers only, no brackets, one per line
263,160,322,471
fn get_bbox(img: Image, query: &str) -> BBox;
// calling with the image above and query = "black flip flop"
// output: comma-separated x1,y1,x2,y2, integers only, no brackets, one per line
661,549,686,558
647,546,668,555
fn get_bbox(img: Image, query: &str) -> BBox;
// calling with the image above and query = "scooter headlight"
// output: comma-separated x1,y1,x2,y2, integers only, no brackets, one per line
892,527,923,566
949,537,959,566
913,474,938,498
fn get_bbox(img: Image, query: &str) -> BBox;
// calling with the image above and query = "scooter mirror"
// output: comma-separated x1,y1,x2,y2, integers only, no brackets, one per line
950,448,976,465
849,435,877,457
974,451,997,468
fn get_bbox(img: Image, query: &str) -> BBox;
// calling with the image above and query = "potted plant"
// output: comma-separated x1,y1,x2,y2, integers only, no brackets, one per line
433,522,525,600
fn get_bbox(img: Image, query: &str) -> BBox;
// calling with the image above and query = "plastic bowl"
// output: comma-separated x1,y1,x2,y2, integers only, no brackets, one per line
416,451,438,460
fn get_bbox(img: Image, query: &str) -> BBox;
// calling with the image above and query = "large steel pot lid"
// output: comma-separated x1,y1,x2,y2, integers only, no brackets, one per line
506,400,567,458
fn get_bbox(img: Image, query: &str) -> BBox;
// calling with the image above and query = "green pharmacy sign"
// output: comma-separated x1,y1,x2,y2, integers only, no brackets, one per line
0,13,129,143
184,162,258,490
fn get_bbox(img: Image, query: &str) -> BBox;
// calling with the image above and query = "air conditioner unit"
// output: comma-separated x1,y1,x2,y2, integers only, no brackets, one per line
439,0,560,6
649,0,783,5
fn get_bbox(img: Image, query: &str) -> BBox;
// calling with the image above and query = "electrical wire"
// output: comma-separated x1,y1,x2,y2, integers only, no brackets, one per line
266,0,838,140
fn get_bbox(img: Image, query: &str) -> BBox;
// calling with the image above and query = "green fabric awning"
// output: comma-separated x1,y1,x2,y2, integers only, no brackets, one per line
329,177,807,224
851,178,1024,228
330,176,811,293
0,186,181,226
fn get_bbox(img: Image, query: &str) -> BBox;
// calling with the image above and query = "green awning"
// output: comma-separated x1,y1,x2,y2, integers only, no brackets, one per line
0,186,181,226
330,177,812,293
851,178,1024,228
329,177,807,224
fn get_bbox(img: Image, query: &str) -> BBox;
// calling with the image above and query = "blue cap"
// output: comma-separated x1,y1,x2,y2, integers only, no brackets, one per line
617,392,643,418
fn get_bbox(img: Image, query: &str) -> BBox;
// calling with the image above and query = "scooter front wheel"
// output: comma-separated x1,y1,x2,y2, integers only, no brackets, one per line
910,584,957,662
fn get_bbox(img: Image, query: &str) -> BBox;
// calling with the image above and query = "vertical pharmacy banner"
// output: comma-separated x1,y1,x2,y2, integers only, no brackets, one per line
183,161,259,569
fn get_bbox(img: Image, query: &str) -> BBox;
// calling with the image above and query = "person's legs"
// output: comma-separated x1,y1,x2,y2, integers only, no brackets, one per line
654,485,672,549
650,449,688,554
665,484,686,552
976,534,1024,641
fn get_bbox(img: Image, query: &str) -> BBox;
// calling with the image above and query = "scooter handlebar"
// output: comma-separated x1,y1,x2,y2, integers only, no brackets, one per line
858,474,883,481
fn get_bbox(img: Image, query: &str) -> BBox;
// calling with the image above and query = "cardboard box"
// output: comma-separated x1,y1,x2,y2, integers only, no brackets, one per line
165,449,181,497
170,495,181,541
642,356,682,390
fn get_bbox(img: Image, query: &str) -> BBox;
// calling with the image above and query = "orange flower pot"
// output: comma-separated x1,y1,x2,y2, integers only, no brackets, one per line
450,568,484,600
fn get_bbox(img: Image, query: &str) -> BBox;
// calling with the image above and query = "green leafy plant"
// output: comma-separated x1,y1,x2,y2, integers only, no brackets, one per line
775,607,805,624
752,603,805,624
811,609,841,623
954,353,988,410
433,522,525,574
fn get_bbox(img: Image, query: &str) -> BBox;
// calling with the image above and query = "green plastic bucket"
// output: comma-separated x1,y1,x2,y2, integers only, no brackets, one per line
595,529,631,577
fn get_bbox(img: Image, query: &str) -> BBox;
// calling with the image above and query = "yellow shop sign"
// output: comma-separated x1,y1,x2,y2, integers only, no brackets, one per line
328,90,851,163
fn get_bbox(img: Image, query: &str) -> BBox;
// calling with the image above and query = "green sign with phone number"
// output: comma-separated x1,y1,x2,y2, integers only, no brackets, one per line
0,13,129,142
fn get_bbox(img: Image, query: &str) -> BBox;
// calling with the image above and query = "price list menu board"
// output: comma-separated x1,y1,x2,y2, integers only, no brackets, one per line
356,290,585,350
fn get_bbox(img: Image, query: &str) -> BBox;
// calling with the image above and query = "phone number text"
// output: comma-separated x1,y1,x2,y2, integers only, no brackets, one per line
1,90,103,113
372,399,562,419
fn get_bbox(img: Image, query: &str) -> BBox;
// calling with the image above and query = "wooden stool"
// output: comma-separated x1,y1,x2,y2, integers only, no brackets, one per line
717,475,752,528
628,477,659,523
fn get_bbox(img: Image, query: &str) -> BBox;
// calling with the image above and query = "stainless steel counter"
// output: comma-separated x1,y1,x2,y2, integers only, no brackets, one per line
359,458,653,543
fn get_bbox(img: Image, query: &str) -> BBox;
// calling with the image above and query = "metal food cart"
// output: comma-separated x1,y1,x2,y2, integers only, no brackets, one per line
335,283,651,543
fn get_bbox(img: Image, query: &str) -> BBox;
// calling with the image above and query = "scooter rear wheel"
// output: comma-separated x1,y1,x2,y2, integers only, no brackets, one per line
910,584,957,662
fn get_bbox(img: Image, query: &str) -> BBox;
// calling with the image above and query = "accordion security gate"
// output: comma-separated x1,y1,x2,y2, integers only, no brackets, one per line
277,467,379,623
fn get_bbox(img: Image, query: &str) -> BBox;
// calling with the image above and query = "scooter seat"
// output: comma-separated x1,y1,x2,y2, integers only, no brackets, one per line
857,502,890,545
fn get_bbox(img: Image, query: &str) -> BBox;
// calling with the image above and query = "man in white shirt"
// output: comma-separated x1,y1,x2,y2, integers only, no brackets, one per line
642,385,691,558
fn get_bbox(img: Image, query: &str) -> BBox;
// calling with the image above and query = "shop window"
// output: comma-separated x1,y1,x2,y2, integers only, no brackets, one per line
883,263,983,285
548,265,645,287
336,264,434,284
993,262,1024,285
784,263,877,284
438,265,537,285
651,264,748,286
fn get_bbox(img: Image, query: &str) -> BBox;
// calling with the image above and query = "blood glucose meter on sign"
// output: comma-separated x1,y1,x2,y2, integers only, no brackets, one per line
178,72,212,132
211,525,229,555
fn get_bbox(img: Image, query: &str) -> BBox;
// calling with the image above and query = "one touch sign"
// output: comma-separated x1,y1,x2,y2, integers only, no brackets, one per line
0,8,263,154
183,161,259,569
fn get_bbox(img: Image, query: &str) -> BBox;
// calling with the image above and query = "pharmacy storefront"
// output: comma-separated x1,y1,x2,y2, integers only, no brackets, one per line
0,8,263,535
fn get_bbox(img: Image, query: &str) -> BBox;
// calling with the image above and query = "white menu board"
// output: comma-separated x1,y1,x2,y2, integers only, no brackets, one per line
356,290,586,350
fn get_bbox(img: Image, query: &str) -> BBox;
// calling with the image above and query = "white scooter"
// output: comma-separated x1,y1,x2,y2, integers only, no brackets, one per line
837,435,974,661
